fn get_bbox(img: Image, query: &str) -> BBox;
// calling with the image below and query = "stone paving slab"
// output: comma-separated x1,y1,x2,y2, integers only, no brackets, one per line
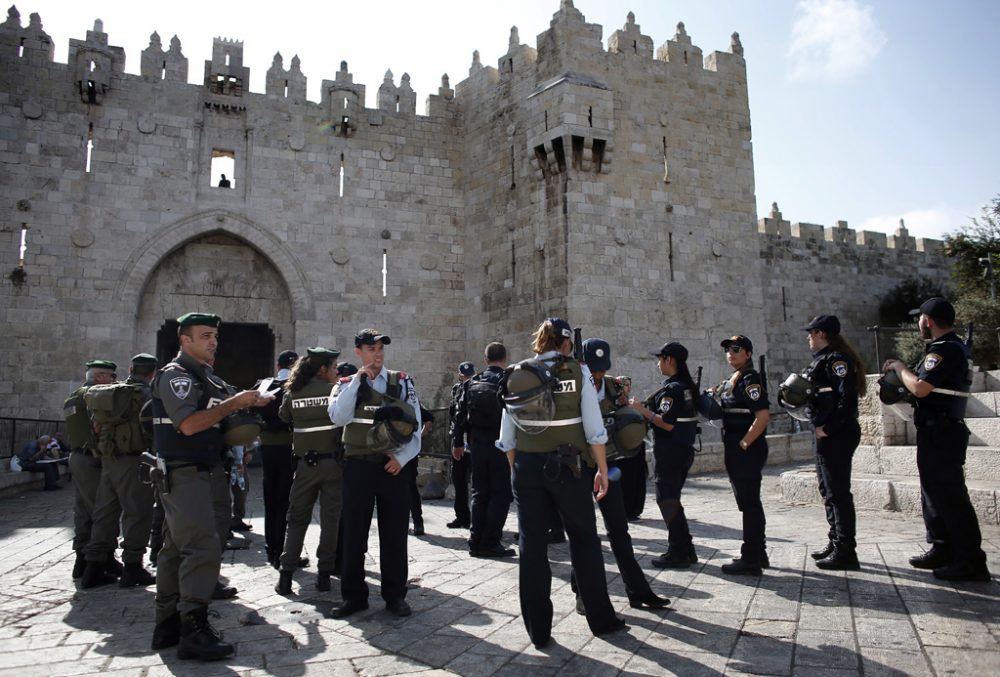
0,462,996,676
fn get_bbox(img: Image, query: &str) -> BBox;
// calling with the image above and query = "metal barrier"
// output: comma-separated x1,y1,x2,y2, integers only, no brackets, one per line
0,418,65,459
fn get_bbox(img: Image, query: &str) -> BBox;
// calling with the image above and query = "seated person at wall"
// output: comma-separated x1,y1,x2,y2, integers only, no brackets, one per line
17,435,63,490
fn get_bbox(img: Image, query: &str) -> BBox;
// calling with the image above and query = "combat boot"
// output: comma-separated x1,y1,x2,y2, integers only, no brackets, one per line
316,571,332,592
151,613,180,650
651,549,691,569
72,551,86,579
811,540,835,561
119,563,156,588
105,553,124,576
81,560,117,589
816,546,860,571
177,607,234,661
275,570,294,595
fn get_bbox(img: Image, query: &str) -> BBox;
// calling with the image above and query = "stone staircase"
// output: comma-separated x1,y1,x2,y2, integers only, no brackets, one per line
780,371,1000,525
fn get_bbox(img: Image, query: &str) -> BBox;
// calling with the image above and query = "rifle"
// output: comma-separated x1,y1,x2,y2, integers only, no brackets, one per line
965,322,974,349
759,355,768,392
695,365,703,392
573,327,583,362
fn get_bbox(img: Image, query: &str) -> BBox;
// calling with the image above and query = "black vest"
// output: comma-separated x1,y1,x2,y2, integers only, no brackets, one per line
152,363,227,463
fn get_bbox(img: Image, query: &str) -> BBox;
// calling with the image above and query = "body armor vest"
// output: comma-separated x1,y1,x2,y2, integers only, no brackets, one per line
342,371,403,456
151,363,226,463
599,376,622,456
63,385,95,451
289,380,338,456
650,378,698,448
514,356,590,462
915,334,971,421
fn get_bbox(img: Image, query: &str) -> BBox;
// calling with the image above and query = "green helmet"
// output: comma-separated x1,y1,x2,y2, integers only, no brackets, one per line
366,401,418,454
607,408,646,461
222,410,263,447
500,359,556,435
778,373,815,422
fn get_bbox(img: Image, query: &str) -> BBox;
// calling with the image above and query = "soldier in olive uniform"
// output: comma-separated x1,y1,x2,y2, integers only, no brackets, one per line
150,313,272,661
81,353,158,589
327,329,422,619
274,347,344,595
64,359,119,580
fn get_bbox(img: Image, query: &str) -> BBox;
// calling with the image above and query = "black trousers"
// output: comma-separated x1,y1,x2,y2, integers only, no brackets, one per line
916,422,985,564
653,442,695,548
815,420,860,548
616,450,648,519
723,430,768,560
21,460,60,488
404,456,422,521
260,444,294,563
340,457,409,604
512,451,617,644
469,431,512,550
451,452,470,523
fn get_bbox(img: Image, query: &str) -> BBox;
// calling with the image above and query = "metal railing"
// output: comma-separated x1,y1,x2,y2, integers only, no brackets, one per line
0,418,65,459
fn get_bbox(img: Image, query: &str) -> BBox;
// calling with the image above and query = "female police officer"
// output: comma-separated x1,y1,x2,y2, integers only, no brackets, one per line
497,318,626,648
274,347,343,595
716,335,770,575
798,315,865,570
629,342,699,569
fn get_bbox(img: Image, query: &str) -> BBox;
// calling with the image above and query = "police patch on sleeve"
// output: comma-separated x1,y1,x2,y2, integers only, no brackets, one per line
745,384,761,401
169,376,192,399
659,397,674,413
923,353,943,371
831,360,848,378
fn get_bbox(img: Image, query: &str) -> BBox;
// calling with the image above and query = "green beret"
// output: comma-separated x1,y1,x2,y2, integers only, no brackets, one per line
86,359,117,370
177,312,221,328
131,353,157,368
307,346,341,361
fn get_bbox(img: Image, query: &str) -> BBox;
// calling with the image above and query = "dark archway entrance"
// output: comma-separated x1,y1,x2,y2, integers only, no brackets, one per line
156,321,274,390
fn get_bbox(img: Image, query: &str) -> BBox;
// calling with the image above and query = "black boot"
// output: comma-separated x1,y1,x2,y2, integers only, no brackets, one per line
72,551,86,579
688,544,699,564
651,549,691,569
151,613,181,650
275,570,294,595
81,560,117,589
177,607,234,661
316,571,331,592
816,546,860,571
105,553,124,576
909,546,951,570
412,516,425,536
119,563,156,588
811,540,835,561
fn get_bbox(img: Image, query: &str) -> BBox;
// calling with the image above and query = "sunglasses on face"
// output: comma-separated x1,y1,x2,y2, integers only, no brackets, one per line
724,346,743,355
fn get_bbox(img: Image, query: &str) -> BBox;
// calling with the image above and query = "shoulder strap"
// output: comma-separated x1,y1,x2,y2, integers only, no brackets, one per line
387,370,402,400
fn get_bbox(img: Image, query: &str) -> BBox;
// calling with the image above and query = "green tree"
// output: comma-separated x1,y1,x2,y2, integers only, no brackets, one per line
943,194,1000,297
878,277,948,326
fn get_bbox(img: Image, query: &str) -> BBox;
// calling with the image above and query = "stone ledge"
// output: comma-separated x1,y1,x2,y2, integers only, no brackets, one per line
0,464,69,497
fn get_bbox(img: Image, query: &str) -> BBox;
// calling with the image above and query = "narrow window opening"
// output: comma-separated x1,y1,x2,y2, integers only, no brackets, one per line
683,50,688,65
510,238,516,283
592,139,606,173
210,148,235,188
668,232,675,281
551,137,566,173
544,111,548,132
86,81,97,104
781,287,788,322
587,106,593,127
161,60,166,80
339,152,345,197
395,96,400,113
534,145,548,178
571,135,584,171
632,39,637,54
510,144,516,189
507,58,513,73
85,123,94,173
662,136,670,183
224,52,230,67
88,60,95,73
284,80,288,98
18,38,24,58
18,224,28,267
381,249,388,297
343,96,348,109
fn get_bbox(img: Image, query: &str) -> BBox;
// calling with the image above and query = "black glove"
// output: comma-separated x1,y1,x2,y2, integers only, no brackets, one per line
373,406,403,422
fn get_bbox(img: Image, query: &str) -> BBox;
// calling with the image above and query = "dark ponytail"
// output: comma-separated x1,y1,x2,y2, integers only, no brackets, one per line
285,354,336,393
828,334,868,396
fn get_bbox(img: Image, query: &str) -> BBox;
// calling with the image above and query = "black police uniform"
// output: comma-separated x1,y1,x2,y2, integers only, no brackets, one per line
805,346,861,556
912,331,987,572
256,375,294,568
448,382,471,527
452,366,512,553
650,375,699,563
719,368,769,564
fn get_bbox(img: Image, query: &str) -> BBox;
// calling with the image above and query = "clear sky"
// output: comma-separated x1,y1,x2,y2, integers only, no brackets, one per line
17,0,1000,240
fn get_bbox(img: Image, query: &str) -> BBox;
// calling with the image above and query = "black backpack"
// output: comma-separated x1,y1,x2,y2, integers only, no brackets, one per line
466,371,504,429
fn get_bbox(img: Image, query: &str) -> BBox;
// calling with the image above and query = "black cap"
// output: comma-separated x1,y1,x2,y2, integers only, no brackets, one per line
337,362,359,377
458,361,476,377
721,335,754,353
86,359,117,370
176,312,221,328
546,317,573,341
910,297,955,326
130,353,157,368
277,350,299,368
651,342,688,362
801,315,841,335
355,328,392,347
582,338,611,372
306,347,341,361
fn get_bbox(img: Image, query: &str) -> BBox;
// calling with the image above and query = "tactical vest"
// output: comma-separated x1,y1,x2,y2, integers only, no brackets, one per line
342,371,404,456
719,368,762,434
915,334,971,421
650,378,698,448
514,356,590,461
151,362,227,463
63,385,95,451
289,379,338,456
599,376,622,456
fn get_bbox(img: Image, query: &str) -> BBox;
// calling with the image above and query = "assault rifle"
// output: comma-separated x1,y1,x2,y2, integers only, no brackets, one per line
573,327,583,362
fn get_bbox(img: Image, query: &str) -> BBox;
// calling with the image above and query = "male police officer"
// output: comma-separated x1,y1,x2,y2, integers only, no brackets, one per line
447,361,475,529
258,350,299,569
882,298,991,582
150,313,272,660
327,328,422,618
81,353,158,589
64,359,119,580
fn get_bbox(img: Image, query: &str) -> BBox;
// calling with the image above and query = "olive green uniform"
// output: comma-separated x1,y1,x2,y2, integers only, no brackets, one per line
278,379,343,572
64,383,115,553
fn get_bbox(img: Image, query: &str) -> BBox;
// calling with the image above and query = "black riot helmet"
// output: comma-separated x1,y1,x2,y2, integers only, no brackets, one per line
778,373,815,422
878,370,914,421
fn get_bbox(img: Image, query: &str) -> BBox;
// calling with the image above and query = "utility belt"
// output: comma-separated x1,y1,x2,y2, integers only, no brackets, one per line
542,444,583,480
140,453,219,494
914,413,965,429
296,450,338,467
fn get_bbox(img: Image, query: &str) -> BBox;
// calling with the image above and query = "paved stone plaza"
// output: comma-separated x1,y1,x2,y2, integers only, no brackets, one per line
0,462,996,676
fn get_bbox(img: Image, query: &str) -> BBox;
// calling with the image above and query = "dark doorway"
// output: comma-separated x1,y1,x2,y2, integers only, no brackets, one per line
156,321,274,390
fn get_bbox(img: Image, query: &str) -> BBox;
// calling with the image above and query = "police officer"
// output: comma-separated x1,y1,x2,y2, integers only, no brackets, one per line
275,347,344,595
64,359,120,580
150,313,272,660
257,350,298,569
798,315,865,570
327,328,422,618
446,361,475,529
81,353,158,589
576,338,669,611
452,342,514,557
882,298,990,581
629,342,700,569
497,318,625,648
716,335,770,576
